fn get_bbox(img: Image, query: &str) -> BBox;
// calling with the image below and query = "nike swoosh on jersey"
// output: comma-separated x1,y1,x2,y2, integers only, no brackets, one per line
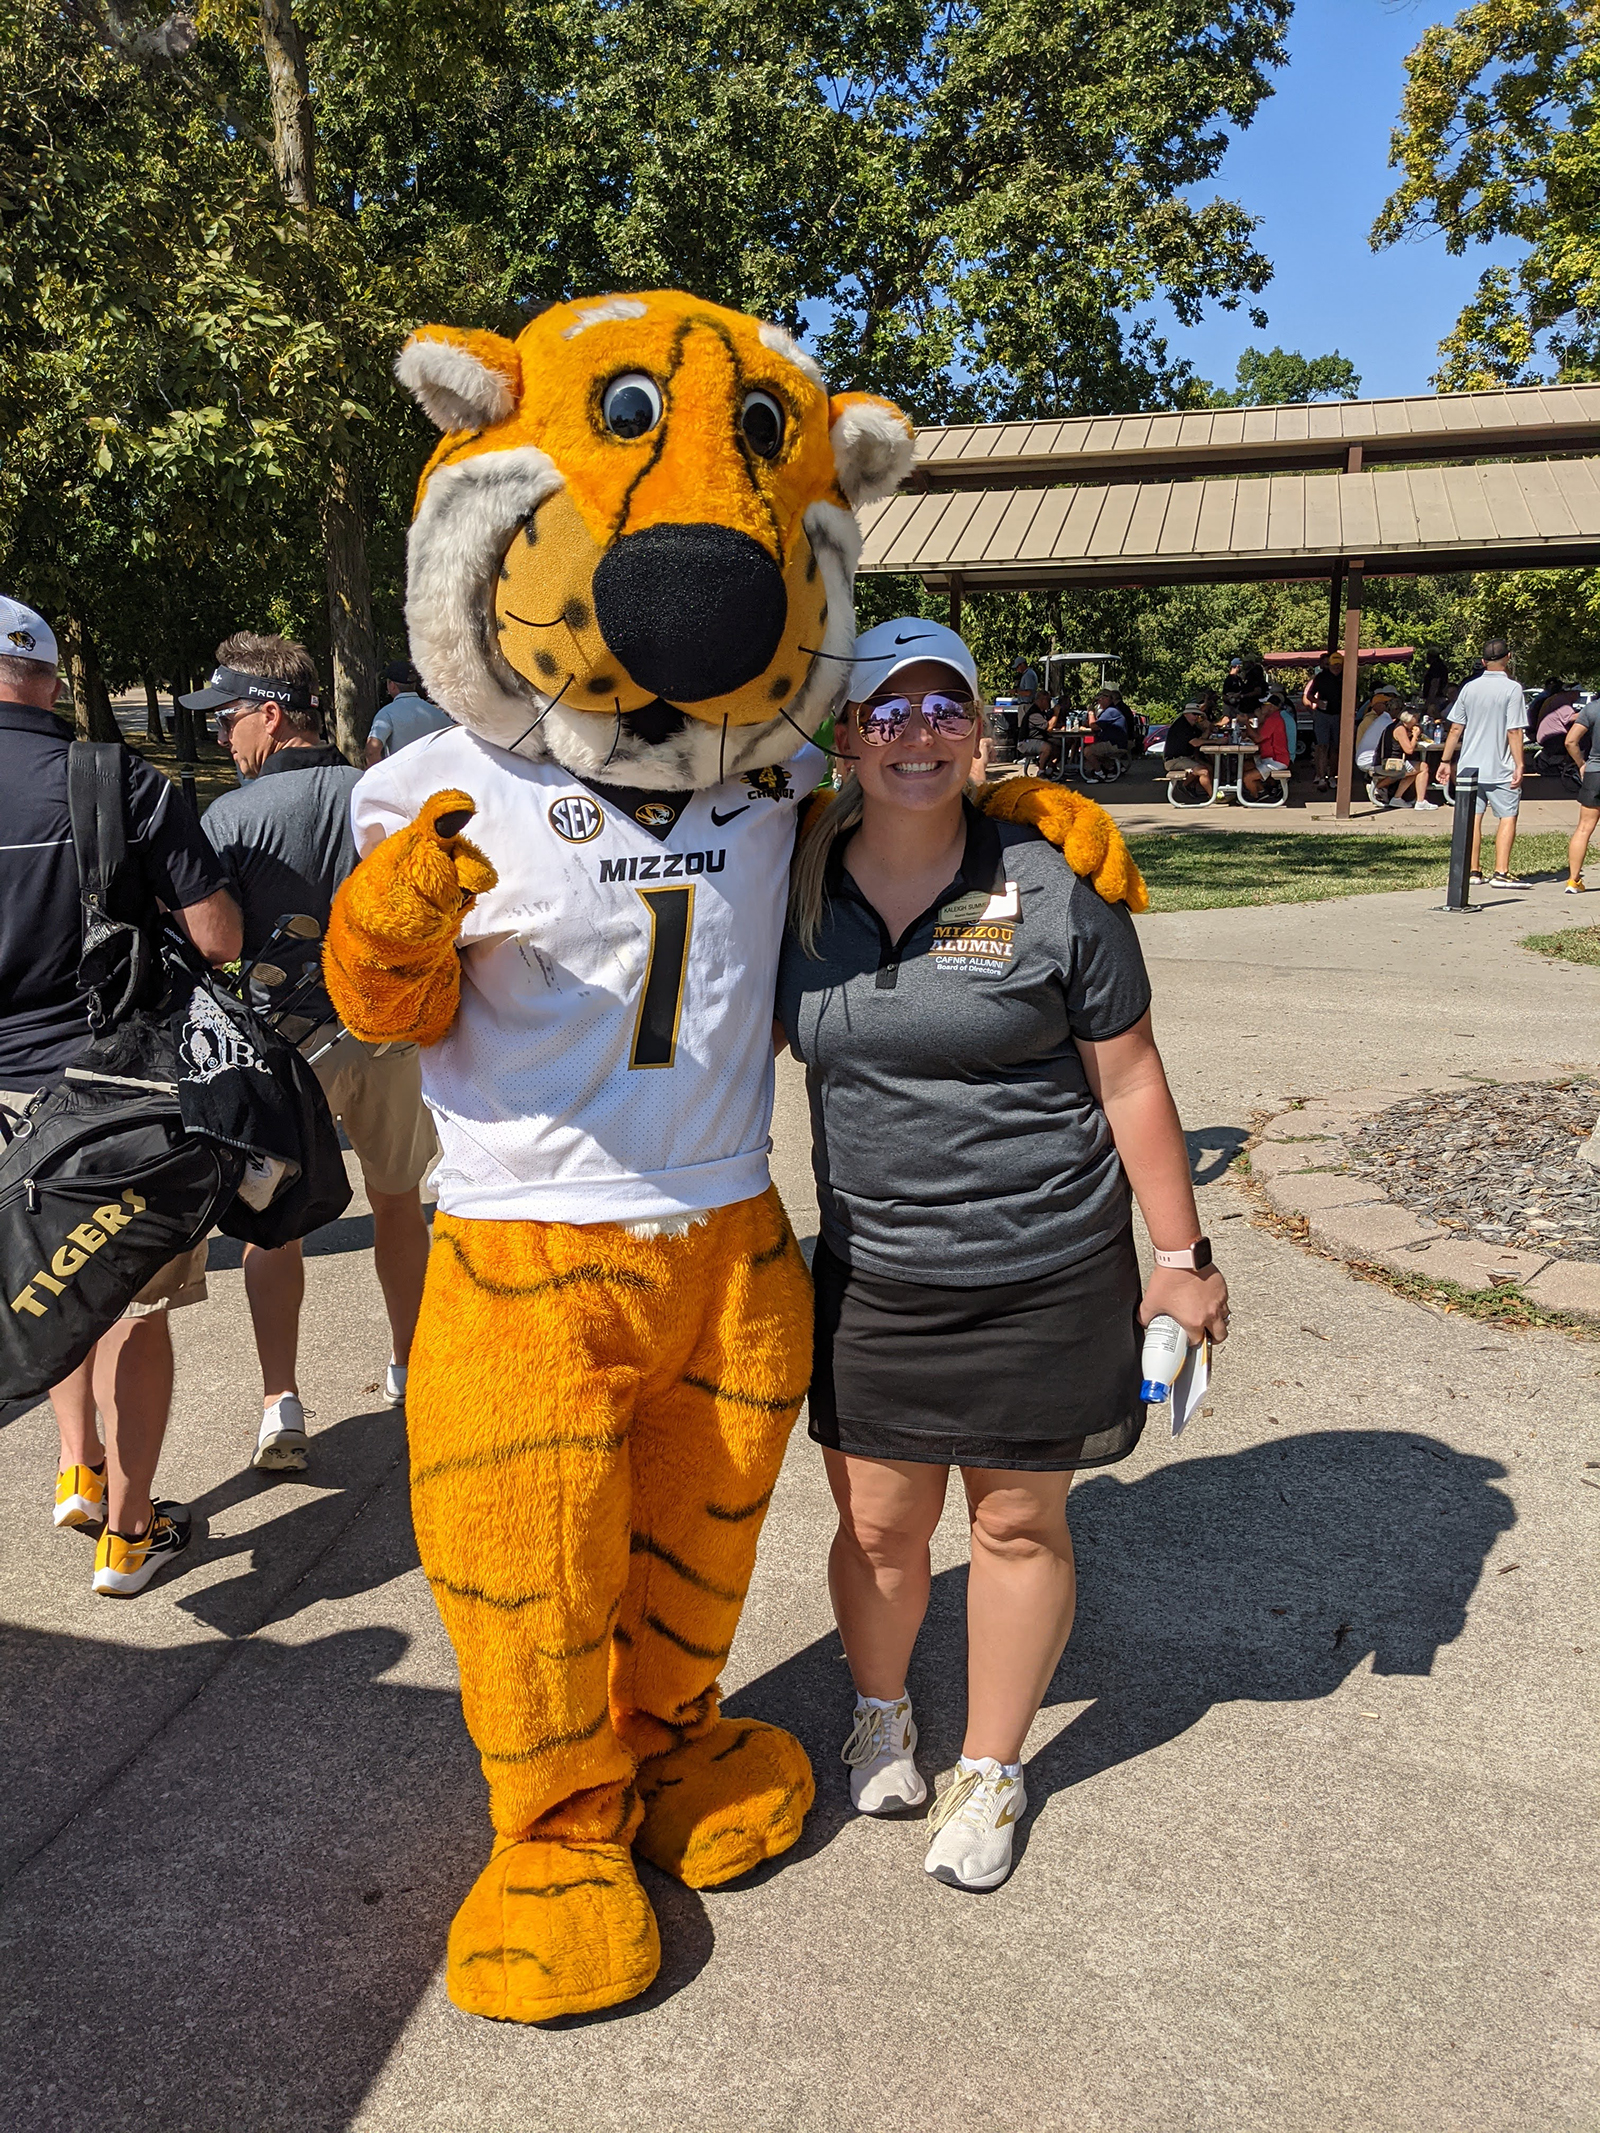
710,804,750,826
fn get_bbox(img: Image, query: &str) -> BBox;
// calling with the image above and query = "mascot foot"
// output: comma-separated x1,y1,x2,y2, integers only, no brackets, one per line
634,1718,815,1888
447,1837,660,2023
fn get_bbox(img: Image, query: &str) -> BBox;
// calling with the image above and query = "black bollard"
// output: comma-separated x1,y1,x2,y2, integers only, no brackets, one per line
1444,767,1478,910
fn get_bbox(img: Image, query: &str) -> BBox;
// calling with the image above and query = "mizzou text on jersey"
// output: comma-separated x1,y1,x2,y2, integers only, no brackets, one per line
352,728,823,1225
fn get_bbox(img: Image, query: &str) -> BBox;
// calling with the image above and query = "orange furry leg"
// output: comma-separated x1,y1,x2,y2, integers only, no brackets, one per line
410,1213,655,2023
618,1189,817,1887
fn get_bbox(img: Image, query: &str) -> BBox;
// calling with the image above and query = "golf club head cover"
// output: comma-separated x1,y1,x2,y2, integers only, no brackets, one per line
324,788,498,1046
976,780,1149,912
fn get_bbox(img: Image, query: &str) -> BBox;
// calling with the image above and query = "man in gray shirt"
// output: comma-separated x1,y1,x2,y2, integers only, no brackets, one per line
1439,637,1528,887
185,632,437,1474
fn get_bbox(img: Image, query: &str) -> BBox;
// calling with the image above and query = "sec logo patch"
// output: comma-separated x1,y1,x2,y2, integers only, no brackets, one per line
548,795,604,843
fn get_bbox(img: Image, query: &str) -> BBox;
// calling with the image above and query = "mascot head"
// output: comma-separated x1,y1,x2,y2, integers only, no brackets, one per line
394,291,915,790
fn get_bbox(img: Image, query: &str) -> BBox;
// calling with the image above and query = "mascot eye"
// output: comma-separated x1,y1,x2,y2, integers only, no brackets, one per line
601,372,663,441
741,390,785,460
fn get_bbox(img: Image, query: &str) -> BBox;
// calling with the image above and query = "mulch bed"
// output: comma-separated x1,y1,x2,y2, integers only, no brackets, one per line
1345,1081,1600,1264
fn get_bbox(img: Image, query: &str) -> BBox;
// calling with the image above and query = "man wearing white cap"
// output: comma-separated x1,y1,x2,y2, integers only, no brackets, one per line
0,597,243,1598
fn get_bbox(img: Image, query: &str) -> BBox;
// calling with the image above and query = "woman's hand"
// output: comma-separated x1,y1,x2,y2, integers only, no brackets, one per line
1140,1263,1229,1346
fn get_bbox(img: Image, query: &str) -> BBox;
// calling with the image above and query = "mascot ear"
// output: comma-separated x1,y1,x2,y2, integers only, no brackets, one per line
395,326,523,433
829,393,916,506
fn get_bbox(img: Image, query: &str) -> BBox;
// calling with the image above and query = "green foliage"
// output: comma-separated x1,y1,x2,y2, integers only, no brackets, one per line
1211,344,1362,405
1462,567,1600,683
1373,0,1600,387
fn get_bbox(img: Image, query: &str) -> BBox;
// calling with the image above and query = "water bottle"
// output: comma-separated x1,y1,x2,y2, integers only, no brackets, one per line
1139,1314,1190,1404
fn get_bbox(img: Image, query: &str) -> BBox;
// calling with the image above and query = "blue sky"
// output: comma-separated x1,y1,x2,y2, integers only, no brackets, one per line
1158,0,1526,400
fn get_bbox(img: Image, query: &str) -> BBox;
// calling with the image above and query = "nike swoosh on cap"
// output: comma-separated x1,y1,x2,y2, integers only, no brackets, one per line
709,805,750,826
893,631,937,645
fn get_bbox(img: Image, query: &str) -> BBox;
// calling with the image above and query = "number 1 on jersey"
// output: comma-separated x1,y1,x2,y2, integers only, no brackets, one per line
631,885,695,1069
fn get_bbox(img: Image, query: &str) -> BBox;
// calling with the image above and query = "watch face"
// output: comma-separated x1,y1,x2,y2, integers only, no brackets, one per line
1193,1237,1213,1270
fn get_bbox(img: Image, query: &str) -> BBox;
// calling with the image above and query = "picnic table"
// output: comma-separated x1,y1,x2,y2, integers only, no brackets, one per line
1198,738,1259,805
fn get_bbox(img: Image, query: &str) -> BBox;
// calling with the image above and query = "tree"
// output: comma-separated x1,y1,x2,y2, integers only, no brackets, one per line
1373,0,1599,388
1210,344,1362,406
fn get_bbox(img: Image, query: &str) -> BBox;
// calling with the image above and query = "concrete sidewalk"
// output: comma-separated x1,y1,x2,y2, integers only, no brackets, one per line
1,884,1596,2133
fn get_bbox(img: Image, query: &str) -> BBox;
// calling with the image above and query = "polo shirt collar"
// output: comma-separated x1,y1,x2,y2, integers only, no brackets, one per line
0,699,72,738
255,743,347,775
826,795,1005,907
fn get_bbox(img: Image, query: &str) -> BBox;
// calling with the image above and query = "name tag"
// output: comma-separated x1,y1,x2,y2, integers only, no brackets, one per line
939,881,1019,926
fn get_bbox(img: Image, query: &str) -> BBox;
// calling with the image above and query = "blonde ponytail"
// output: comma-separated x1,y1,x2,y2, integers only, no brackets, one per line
788,772,865,957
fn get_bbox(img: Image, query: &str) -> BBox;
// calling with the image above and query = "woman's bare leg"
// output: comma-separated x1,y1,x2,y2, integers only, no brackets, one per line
1569,806,1600,881
960,1466,1076,1764
823,1449,949,1700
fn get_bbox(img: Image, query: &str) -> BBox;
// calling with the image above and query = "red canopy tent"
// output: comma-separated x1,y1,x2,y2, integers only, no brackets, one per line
1263,647,1415,669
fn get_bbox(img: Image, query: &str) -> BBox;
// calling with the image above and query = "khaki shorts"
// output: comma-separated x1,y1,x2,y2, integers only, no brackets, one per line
0,1088,207,1317
306,1032,438,1197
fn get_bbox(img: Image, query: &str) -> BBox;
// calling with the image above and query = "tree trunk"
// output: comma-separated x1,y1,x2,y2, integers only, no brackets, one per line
257,0,315,211
58,616,121,743
142,671,164,743
256,0,376,766
323,448,378,763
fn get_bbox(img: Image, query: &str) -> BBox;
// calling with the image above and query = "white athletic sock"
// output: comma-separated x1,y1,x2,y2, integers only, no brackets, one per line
856,1691,908,1711
959,1753,1022,1779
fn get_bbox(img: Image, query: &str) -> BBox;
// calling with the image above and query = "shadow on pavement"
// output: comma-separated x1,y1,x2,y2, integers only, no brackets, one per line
728,1430,1513,1863
174,1406,410,1637
1184,1123,1249,1185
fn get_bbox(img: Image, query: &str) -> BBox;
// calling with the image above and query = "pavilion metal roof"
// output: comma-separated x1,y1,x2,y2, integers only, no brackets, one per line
910,381,1600,489
858,456,1600,591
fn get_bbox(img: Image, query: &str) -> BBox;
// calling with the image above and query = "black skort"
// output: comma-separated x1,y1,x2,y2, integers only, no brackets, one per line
809,1228,1146,1472
1580,767,1600,810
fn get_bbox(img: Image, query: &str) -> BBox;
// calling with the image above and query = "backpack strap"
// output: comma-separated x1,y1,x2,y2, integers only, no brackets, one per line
67,740,152,1028
67,741,129,922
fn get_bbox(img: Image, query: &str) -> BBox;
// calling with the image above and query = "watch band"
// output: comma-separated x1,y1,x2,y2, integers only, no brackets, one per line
1153,1238,1213,1271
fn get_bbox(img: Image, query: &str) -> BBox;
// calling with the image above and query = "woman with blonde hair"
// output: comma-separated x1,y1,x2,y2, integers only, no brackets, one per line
777,617,1228,1892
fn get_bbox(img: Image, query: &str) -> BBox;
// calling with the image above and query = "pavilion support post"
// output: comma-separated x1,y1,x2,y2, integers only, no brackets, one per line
1327,562,1345,656
947,574,964,635
1335,560,1364,819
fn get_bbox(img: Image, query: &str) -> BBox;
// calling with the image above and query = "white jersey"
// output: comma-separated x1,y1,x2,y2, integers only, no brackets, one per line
351,726,823,1225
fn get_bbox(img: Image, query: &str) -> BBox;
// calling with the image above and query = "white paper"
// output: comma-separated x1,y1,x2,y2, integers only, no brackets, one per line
1171,1336,1211,1436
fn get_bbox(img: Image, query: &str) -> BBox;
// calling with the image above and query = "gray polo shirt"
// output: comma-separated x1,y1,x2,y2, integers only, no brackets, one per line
201,744,361,1023
1452,670,1526,784
776,804,1151,1284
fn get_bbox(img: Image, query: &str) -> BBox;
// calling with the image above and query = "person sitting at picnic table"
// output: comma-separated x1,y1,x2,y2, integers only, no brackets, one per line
1162,699,1213,799
1082,690,1132,781
1240,694,1293,799
1372,702,1439,811
1354,687,1399,788
1015,696,1055,772
1030,699,1076,778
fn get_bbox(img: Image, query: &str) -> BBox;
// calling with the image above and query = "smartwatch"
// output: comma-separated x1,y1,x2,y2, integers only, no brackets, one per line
1152,1238,1213,1271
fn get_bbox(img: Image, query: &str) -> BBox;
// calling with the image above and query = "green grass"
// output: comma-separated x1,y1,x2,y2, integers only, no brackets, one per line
1522,923,1600,967
1126,830,1574,912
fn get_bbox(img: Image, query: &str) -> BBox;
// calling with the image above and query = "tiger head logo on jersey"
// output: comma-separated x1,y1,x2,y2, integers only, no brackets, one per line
392,291,914,791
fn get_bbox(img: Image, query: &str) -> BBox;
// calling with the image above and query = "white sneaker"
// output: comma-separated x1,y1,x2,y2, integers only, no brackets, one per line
924,1758,1026,1890
1414,798,1441,811
384,1360,408,1408
253,1394,309,1472
841,1695,926,1814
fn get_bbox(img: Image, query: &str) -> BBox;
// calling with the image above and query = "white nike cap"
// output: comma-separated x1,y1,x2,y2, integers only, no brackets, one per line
0,596,58,669
847,617,980,704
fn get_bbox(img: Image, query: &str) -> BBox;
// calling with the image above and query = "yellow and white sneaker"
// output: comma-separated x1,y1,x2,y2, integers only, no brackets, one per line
842,1694,927,1814
92,1502,193,1598
54,1462,107,1532
924,1757,1026,1891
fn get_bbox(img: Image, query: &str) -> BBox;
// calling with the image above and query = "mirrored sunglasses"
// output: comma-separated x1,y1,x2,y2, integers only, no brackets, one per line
856,691,979,746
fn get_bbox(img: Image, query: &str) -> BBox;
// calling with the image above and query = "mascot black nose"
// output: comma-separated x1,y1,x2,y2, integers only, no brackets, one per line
592,523,787,704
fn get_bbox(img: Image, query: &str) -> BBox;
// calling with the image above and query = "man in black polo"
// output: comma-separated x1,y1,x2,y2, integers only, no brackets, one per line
186,632,437,1475
0,596,241,1597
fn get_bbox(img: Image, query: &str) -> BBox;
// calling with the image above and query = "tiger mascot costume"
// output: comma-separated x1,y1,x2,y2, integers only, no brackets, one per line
325,289,1146,2024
